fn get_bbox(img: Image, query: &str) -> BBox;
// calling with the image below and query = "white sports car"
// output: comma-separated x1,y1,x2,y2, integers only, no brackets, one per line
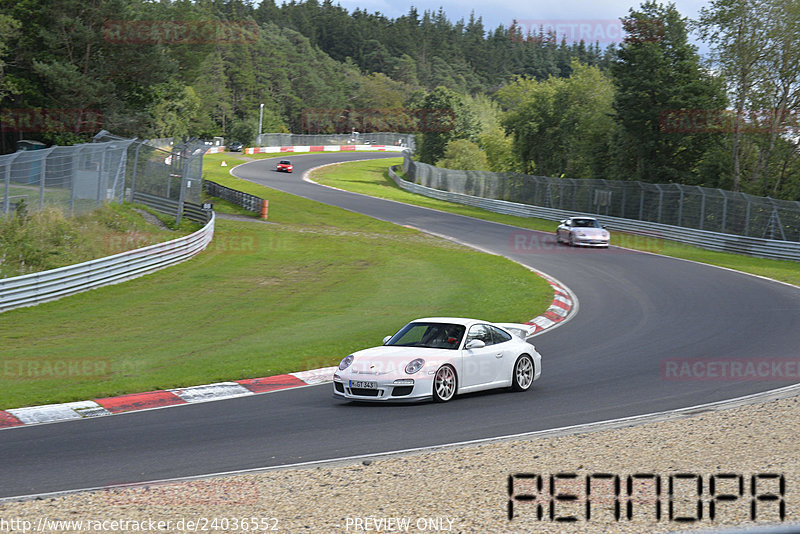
556,216,610,247
333,318,542,403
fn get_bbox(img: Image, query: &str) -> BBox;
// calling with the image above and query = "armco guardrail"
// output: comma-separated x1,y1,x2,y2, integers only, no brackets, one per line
132,192,211,223
204,180,264,214
388,166,800,261
0,213,215,313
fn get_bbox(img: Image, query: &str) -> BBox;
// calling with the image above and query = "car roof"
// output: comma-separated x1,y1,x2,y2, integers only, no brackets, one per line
410,317,484,326
568,216,597,221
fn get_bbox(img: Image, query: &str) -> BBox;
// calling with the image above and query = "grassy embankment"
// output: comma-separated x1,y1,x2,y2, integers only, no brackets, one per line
0,153,552,409
313,158,800,287
0,203,189,279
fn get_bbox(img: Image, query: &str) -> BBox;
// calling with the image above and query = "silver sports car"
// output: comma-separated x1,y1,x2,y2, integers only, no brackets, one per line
333,317,542,403
556,217,610,247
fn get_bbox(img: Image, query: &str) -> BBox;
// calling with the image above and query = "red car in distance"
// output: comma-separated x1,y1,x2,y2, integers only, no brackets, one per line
276,160,293,173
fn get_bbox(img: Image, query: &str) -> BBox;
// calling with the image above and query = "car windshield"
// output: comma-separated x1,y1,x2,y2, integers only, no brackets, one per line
279,160,291,164
572,218,601,228
386,322,465,350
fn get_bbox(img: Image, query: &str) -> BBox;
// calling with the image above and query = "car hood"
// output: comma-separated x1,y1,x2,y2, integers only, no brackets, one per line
346,346,451,375
572,228,607,236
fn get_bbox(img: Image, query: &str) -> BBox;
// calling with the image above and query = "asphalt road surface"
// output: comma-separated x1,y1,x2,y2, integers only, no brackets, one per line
1,152,798,499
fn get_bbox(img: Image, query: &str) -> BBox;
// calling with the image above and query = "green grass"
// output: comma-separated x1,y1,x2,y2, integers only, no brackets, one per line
0,155,552,409
312,159,800,287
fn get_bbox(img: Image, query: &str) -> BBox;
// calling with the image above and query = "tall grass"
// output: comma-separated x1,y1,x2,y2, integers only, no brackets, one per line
0,203,184,278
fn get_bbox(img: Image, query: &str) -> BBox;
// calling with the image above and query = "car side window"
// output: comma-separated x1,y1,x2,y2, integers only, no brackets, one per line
466,325,493,346
489,326,512,344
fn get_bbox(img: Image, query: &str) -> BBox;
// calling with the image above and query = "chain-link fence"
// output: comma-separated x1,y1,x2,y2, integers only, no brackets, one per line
96,131,208,224
403,154,800,242
256,132,415,151
1,137,135,217
1,132,208,223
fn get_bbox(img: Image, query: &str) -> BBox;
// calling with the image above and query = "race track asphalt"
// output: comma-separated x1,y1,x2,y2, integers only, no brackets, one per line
1,152,798,499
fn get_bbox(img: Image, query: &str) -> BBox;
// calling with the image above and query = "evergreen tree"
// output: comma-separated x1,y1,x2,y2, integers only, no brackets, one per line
610,1,727,182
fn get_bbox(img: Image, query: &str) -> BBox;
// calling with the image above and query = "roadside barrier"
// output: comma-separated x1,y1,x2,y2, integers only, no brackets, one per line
0,213,215,313
388,166,800,261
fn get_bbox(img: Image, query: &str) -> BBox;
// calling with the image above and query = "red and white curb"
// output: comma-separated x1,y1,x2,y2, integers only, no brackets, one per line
244,145,405,154
0,273,573,429
526,273,575,336
0,370,337,429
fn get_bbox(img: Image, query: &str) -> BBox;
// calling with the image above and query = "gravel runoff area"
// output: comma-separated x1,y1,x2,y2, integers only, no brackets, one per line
1,388,798,534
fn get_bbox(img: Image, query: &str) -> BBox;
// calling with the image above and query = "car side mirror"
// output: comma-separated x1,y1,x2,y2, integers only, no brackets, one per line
466,339,485,350
383,336,392,345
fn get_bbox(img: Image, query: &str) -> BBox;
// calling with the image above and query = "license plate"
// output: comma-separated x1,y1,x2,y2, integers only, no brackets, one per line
350,380,377,389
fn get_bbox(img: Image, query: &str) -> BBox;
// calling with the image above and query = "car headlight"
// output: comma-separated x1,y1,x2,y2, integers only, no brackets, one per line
338,355,354,371
405,358,425,374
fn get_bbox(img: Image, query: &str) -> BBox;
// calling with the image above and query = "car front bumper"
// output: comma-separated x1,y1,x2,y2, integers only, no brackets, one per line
332,375,432,402
572,236,609,247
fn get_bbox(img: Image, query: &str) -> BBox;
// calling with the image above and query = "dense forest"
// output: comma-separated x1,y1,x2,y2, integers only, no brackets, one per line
0,0,798,199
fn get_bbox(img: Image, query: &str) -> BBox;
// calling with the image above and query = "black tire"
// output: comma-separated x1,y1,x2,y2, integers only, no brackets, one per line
511,354,535,392
432,364,457,402
569,234,575,247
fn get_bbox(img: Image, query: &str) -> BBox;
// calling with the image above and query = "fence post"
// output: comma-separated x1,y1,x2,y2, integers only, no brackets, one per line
97,146,107,207
69,145,86,217
677,185,684,227
39,151,47,210
698,186,705,230
176,154,188,225
3,153,19,216
130,141,143,202
639,185,646,220
655,184,664,223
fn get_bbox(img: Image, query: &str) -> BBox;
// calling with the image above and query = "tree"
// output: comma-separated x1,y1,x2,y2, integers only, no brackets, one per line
414,86,479,164
498,61,616,177
479,126,517,172
696,0,772,191
0,14,20,102
697,0,800,197
435,139,490,171
229,117,259,145
611,1,727,183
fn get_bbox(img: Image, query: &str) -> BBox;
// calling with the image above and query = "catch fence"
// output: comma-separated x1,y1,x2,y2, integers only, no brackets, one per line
403,154,800,243
1,131,209,224
256,133,414,151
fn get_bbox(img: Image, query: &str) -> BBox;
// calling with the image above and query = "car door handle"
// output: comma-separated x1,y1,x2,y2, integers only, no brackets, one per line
496,352,503,358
